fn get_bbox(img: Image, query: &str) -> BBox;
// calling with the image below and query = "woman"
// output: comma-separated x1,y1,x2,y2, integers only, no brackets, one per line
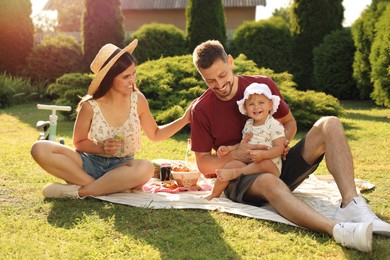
31,39,191,199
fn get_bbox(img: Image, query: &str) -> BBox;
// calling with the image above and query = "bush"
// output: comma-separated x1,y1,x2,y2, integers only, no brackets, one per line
128,23,188,64
0,72,41,108
50,54,342,131
313,28,359,100
26,34,83,84
47,73,92,120
233,55,343,130
137,54,342,130
137,55,205,113
230,17,293,74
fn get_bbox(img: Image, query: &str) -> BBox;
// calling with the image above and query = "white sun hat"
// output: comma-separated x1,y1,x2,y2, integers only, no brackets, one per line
237,83,281,115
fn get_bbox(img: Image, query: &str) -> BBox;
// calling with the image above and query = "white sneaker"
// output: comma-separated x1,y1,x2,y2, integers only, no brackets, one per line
43,182,80,199
333,222,372,252
334,196,390,237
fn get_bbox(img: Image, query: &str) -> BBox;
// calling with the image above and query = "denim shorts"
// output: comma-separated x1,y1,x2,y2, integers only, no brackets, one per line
77,152,134,180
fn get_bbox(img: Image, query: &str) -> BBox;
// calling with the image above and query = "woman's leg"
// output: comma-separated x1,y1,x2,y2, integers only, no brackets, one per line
31,140,94,185
78,159,154,196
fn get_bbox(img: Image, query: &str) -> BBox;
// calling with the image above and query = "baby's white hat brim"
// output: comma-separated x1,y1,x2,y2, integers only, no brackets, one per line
237,83,281,115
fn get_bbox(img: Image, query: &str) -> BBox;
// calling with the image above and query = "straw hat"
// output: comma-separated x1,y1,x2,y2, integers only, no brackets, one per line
88,39,138,95
237,83,281,115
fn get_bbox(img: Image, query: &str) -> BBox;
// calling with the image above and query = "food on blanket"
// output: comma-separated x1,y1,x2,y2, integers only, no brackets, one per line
172,164,192,172
171,170,201,187
156,180,178,189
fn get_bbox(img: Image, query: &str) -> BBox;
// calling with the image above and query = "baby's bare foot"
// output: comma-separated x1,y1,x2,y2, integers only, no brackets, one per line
216,168,239,181
203,193,219,201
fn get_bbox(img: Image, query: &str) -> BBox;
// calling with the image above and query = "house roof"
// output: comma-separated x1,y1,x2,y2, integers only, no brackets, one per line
44,0,266,11
121,0,266,9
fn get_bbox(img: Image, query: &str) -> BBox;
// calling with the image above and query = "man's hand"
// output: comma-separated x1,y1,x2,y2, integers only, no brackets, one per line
229,133,268,163
249,150,267,162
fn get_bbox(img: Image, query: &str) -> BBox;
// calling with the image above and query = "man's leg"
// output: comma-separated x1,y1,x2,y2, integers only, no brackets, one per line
302,116,358,205
245,174,373,252
302,116,390,236
247,173,335,233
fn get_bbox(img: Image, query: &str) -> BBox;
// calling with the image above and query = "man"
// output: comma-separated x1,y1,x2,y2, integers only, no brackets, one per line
190,40,389,252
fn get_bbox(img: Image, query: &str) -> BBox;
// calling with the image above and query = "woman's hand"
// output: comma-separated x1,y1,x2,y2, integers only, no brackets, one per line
102,138,122,156
282,139,290,160
183,98,197,123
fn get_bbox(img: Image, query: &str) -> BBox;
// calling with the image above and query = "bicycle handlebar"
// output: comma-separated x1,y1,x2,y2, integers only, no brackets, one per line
37,104,72,112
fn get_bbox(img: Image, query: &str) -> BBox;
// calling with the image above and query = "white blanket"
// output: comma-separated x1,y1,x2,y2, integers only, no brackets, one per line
93,175,374,227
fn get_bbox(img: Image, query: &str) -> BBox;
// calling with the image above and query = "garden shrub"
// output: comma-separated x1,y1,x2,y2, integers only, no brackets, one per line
313,28,359,100
47,73,92,120
128,23,188,64
136,54,342,130
26,34,83,84
50,54,342,131
230,17,293,74
0,72,40,108
233,55,342,130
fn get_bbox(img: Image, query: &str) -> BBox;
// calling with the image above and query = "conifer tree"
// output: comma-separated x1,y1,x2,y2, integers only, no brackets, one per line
290,0,343,89
0,0,34,75
186,0,227,51
81,0,124,70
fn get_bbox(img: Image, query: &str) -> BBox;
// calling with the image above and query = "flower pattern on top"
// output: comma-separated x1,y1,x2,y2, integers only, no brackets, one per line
242,115,285,172
88,92,141,157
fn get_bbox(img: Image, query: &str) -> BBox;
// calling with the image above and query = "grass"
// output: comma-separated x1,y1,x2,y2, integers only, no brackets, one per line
0,101,389,259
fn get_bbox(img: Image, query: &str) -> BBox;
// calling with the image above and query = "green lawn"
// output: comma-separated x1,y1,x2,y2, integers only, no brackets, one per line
0,101,389,259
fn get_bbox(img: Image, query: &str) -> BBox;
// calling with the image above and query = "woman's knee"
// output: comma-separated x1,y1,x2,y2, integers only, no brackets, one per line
132,159,154,178
30,140,50,160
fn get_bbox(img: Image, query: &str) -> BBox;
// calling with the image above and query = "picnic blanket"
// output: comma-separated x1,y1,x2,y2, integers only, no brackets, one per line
93,174,374,227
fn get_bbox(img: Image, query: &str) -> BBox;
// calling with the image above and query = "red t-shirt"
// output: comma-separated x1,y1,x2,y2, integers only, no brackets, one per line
190,75,290,153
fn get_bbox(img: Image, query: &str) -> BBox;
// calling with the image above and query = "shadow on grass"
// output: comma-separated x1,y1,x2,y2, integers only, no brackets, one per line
46,198,239,258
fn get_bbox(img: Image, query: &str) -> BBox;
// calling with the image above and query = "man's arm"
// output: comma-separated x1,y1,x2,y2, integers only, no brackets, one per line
196,134,269,177
277,111,297,142
195,151,232,177
276,111,297,159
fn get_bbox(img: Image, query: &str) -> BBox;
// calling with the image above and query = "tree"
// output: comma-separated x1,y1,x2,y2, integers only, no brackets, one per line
313,28,358,100
81,0,124,71
370,2,390,107
0,0,34,75
290,0,344,90
351,0,390,100
55,0,83,32
186,0,226,52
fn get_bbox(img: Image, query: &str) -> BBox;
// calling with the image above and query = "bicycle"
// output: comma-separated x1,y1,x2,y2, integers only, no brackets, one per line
36,104,72,144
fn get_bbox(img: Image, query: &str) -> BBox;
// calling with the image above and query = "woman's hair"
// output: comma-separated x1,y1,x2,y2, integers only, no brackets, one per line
77,53,138,111
192,40,228,69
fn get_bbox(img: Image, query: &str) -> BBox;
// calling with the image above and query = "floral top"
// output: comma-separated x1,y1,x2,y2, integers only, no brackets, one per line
88,92,141,157
242,115,285,173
